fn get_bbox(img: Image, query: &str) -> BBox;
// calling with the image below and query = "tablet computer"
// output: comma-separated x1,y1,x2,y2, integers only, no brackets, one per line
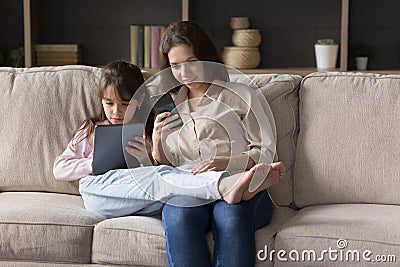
92,123,144,175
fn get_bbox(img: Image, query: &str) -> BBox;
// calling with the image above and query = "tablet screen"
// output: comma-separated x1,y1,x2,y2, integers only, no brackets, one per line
92,123,144,175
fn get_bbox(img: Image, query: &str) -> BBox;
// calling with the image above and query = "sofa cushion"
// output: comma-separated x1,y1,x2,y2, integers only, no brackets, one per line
275,204,400,266
92,215,166,266
0,66,102,195
0,192,105,263
231,74,302,206
91,206,296,266
254,207,297,267
295,72,400,208
0,262,110,266
0,262,84,266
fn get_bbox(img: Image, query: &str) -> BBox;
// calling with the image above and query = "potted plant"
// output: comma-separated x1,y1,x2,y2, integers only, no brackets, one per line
7,47,24,67
314,39,339,70
351,44,373,70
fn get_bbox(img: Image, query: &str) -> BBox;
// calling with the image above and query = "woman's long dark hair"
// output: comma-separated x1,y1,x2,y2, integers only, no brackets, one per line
159,21,228,84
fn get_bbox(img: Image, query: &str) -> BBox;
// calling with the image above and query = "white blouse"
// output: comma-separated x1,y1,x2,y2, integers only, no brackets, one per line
162,80,276,172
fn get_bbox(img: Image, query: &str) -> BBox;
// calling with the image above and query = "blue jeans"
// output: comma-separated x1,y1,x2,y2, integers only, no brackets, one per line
79,166,224,218
162,191,272,267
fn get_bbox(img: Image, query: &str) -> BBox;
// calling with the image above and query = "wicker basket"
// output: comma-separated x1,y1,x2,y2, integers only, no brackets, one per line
222,46,260,69
230,17,250,30
232,29,262,47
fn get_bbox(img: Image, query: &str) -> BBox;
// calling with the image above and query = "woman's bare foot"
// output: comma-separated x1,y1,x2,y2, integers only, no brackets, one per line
242,162,285,201
218,162,284,204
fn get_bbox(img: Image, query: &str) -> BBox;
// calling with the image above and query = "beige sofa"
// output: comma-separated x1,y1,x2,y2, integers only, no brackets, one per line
0,65,398,266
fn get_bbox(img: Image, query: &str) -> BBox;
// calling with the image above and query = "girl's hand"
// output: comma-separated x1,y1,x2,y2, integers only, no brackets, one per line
152,112,169,143
125,135,153,166
192,156,230,175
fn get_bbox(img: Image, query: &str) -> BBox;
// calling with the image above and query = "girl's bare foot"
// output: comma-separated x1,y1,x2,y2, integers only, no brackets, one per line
218,162,285,204
218,172,251,204
242,162,285,201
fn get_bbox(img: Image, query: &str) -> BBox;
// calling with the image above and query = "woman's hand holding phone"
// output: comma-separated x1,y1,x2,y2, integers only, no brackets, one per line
153,112,182,140
152,111,183,165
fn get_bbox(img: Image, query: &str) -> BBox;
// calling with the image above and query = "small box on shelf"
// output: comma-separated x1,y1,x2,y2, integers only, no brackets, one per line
35,44,81,66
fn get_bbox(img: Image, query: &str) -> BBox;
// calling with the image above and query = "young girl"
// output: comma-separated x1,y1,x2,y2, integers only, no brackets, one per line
53,60,153,181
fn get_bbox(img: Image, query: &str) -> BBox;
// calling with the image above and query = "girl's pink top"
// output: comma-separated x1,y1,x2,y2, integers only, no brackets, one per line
53,120,109,181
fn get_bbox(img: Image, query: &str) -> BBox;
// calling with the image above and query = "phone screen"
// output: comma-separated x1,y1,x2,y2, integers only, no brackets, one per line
150,93,183,127
151,93,178,115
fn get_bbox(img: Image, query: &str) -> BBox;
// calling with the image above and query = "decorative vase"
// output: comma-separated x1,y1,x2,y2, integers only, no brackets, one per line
222,46,260,69
232,29,262,47
230,17,250,30
314,44,339,70
356,56,368,70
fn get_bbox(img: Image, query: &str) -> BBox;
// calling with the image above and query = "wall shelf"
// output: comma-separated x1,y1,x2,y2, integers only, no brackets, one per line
23,0,187,68
21,0,400,74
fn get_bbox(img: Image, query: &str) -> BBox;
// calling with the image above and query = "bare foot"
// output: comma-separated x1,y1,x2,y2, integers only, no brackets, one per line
218,162,285,204
242,162,285,201
218,171,251,204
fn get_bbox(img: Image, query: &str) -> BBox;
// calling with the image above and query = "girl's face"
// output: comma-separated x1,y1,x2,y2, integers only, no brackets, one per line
168,44,208,95
101,85,133,124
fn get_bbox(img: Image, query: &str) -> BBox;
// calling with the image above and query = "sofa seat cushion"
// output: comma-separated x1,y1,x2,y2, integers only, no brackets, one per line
0,262,110,266
0,192,105,263
275,204,400,266
254,207,297,267
92,206,296,266
92,215,166,266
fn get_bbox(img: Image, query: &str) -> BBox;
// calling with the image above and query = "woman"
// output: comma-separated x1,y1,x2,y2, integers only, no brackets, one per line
157,21,281,267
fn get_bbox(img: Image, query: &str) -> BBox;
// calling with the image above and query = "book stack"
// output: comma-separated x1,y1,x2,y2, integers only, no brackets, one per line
35,44,81,66
130,25,166,70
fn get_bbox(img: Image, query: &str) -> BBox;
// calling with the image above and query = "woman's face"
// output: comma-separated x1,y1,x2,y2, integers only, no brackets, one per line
168,44,208,95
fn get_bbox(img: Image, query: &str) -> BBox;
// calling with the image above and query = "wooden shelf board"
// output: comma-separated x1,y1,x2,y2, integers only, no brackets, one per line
235,68,400,75
235,68,339,76
144,67,400,77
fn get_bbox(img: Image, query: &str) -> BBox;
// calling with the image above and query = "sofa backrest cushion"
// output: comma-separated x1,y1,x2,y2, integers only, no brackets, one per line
0,66,101,194
294,72,400,208
231,73,301,206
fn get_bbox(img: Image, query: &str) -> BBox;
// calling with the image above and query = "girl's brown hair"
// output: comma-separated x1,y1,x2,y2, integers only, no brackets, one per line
73,60,153,145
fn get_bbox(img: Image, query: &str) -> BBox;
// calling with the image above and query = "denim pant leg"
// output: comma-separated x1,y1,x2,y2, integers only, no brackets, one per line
212,191,272,267
162,196,214,267
79,166,225,218
79,169,163,218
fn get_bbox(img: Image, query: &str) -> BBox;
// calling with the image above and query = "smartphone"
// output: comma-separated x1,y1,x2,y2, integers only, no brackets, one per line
150,93,183,127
